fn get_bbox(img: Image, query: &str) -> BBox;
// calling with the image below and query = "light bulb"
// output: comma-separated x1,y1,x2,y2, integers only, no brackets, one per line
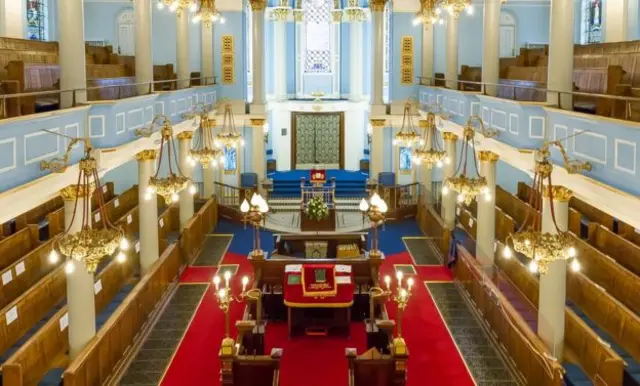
157,1,164,10
444,156,451,165
224,270,232,281
482,186,489,194
396,270,403,282
457,194,464,203
65,260,75,275
189,184,197,195
484,193,492,202
524,239,531,246
378,200,388,213
259,201,269,213
412,16,421,26
144,192,152,201
120,238,129,251
48,250,59,264
436,160,443,168
567,246,577,258
189,2,197,12
242,276,249,286
117,252,126,263
213,275,221,285
169,3,177,12
220,17,226,24
438,19,444,25
400,289,408,299
146,186,155,193
570,259,581,272
240,199,250,213
466,5,474,15
218,288,226,299
384,275,391,287
503,246,512,259
359,198,369,212
407,277,414,289
419,139,425,147
188,157,196,167
528,260,538,273
192,15,201,23
435,7,442,15
211,159,217,167
240,139,245,147
171,193,179,202
442,186,449,195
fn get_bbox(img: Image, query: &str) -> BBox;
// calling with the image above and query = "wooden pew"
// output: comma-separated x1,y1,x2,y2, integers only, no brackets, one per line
86,77,137,101
454,246,564,386
222,351,282,386
1,248,136,386
153,64,176,91
179,198,218,264
6,195,65,238
61,243,182,386
415,200,450,259
0,226,40,270
346,347,407,386
587,223,640,277
0,238,56,310
4,61,60,116
496,186,540,229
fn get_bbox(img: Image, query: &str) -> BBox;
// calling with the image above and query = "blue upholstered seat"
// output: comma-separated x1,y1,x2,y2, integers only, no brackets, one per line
266,149,274,159
378,172,395,187
563,363,592,386
241,173,258,188
38,367,64,386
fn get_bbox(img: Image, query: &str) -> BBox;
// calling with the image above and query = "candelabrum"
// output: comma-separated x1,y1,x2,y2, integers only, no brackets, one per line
373,271,414,339
241,193,269,259
412,112,448,169
213,272,262,341
392,100,423,148
359,192,388,258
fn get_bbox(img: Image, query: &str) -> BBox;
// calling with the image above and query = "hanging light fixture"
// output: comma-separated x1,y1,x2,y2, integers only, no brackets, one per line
188,104,224,170
343,0,367,22
393,100,423,148
215,104,245,150
442,0,472,18
502,141,590,275
442,115,498,205
413,0,444,28
142,116,197,204
191,0,225,25
412,112,448,168
40,137,128,274
157,0,196,13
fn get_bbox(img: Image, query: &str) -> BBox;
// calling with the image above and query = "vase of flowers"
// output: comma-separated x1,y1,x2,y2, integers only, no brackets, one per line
305,197,329,222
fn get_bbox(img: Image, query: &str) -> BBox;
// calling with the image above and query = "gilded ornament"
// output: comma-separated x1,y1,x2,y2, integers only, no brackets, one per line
442,132,459,141
135,149,157,161
370,119,386,128
369,0,387,12
60,183,96,200
177,131,195,140
270,8,290,21
542,186,573,202
477,151,499,163
250,118,266,128
249,0,267,11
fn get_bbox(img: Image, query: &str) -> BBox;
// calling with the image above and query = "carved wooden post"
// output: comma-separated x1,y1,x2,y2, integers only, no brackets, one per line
219,337,235,385
391,337,409,385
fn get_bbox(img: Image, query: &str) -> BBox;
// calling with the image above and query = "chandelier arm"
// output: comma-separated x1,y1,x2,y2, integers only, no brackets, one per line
471,145,481,177
154,136,165,179
170,132,184,176
517,172,538,233
63,166,84,237
547,174,563,234
83,173,90,230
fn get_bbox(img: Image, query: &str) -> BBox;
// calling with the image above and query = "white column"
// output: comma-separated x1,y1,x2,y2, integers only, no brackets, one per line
250,2,266,113
0,0,25,38
421,25,434,85
445,15,459,90
273,17,288,100
203,166,216,198
134,0,153,94
178,132,195,228
629,0,639,40
538,186,571,361
176,10,190,89
350,20,364,101
136,150,160,275
476,151,498,266
604,0,628,42
61,185,96,359
441,132,458,229
482,0,501,96
547,0,575,109
370,120,385,181
58,0,87,108
370,2,386,115
251,119,266,192
201,23,214,85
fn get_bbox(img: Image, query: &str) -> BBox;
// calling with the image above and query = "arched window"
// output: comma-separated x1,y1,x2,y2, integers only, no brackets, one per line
116,9,135,55
499,11,516,58
246,1,254,103
295,0,340,98
382,1,391,103
26,0,48,41
581,0,602,44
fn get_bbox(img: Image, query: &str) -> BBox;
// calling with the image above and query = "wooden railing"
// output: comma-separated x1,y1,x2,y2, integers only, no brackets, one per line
416,193,450,259
454,246,565,386
179,197,218,264
587,223,640,277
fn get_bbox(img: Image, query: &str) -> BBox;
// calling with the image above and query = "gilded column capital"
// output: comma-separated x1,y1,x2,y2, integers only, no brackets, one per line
370,119,386,128
369,0,387,12
60,183,96,200
250,0,267,11
442,132,459,141
542,186,573,202
477,151,499,163
250,118,266,128
176,131,194,140
135,149,158,161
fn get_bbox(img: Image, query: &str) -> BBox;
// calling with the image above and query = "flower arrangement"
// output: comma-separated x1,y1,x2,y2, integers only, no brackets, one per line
305,197,329,222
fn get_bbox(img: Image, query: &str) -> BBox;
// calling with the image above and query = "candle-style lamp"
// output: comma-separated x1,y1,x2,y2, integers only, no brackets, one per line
359,192,388,259
240,193,269,259
213,272,264,354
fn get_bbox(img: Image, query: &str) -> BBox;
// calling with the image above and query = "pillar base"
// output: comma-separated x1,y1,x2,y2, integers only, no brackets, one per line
370,104,386,116
250,103,266,114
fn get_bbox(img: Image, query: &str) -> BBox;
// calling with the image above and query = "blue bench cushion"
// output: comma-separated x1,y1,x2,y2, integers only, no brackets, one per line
564,363,592,386
38,367,64,386
241,173,258,188
378,172,395,187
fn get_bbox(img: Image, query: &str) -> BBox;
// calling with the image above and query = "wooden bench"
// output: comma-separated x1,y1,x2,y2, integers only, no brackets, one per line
415,198,450,259
153,64,176,91
0,226,40,271
587,223,640,278
346,347,407,386
0,194,65,240
454,246,564,386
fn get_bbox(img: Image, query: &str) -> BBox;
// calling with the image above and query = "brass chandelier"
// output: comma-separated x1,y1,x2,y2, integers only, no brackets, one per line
215,104,245,150
187,103,224,169
157,0,196,13
393,100,423,148
191,0,225,25
442,115,498,205
41,137,128,274
144,116,197,204
442,0,472,18
413,0,444,28
412,112,448,169
502,141,590,275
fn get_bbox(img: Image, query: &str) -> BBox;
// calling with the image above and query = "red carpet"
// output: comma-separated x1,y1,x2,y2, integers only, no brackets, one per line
162,249,474,386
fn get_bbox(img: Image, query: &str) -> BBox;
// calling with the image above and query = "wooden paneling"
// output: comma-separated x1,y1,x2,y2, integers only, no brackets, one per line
0,226,40,270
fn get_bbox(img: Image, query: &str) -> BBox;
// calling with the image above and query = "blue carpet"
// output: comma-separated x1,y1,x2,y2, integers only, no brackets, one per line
367,221,424,256
214,219,275,257
268,169,369,198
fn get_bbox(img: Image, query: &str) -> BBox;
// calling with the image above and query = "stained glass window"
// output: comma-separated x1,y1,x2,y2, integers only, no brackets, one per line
26,0,48,41
304,0,332,73
581,0,602,44
246,2,254,103
399,147,412,173
224,147,238,173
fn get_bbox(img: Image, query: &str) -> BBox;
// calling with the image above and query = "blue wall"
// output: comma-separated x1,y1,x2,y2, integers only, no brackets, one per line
214,11,246,102
391,12,422,103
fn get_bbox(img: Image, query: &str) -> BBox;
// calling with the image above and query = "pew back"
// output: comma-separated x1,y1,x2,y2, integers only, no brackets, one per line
416,200,449,258
588,223,640,277
0,226,40,270
232,356,281,386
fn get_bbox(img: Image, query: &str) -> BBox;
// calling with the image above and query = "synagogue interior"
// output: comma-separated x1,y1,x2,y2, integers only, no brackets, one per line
1,0,640,385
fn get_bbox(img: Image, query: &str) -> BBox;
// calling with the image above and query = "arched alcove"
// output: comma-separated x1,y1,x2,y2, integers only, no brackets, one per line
116,8,135,56
499,11,516,58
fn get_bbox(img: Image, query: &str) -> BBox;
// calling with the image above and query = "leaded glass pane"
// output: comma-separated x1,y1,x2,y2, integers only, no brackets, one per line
26,0,47,41
305,0,332,73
